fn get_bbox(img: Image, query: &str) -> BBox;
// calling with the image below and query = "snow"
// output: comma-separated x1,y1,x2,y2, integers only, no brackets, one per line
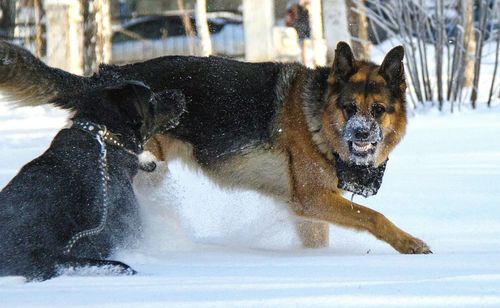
1,99,500,306
2,41,500,307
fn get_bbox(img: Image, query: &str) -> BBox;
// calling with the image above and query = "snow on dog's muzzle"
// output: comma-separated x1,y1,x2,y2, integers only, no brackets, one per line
342,114,382,166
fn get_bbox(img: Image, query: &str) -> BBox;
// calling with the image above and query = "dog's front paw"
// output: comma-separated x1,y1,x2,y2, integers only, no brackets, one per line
396,236,432,254
139,161,156,172
138,151,158,173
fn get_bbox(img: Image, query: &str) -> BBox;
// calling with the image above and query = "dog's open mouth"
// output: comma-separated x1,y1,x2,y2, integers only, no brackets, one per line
349,141,377,156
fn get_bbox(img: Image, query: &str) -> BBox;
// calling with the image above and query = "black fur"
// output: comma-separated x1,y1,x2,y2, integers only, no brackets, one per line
96,56,284,165
0,81,185,281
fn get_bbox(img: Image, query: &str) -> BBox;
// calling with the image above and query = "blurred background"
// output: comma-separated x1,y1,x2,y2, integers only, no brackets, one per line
0,0,499,110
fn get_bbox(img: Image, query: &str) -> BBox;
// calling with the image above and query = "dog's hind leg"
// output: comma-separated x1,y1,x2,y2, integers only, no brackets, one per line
295,220,329,248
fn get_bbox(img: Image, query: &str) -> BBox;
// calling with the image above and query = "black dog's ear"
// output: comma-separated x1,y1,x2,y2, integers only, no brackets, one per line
104,80,153,104
379,46,405,86
331,41,355,81
153,89,187,131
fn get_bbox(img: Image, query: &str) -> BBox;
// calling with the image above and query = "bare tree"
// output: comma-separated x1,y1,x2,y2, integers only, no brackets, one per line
195,0,212,56
362,0,499,111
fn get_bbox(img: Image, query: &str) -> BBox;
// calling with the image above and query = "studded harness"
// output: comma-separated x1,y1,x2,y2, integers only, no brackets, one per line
62,119,139,255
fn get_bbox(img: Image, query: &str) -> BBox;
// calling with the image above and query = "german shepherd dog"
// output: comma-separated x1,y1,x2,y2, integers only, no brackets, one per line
0,40,430,255
0,44,186,280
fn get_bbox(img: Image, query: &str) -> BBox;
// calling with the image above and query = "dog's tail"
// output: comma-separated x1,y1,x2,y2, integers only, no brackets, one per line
0,40,91,108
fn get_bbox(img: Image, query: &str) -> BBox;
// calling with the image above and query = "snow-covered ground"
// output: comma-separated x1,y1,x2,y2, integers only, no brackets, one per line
2,38,500,306
1,98,500,306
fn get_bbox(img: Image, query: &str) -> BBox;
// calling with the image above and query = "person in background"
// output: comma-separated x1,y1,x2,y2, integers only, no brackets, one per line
285,0,312,65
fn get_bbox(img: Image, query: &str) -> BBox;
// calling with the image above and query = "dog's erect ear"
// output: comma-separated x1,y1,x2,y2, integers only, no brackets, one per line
379,46,405,86
331,42,355,81
104,80,152,105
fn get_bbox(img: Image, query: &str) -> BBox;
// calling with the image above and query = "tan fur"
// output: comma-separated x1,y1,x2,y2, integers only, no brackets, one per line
146,134,290,197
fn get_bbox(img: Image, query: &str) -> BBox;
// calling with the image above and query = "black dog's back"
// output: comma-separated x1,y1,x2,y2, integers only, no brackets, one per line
99,56,287,165
0,129,139,280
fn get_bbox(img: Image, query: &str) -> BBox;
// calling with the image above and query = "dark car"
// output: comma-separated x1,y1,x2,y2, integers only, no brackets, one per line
111,11,245,64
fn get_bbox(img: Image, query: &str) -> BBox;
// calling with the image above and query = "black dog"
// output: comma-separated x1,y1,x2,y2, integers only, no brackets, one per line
0,81,185,281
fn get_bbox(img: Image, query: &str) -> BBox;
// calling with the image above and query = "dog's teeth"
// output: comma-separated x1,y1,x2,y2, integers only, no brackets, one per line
353,142,373,152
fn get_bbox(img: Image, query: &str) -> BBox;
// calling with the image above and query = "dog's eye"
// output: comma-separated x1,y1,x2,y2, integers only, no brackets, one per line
343,103,357,118
371,104,386,118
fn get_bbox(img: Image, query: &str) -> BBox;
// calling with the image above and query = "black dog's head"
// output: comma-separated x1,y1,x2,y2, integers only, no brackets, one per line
54,81,186,150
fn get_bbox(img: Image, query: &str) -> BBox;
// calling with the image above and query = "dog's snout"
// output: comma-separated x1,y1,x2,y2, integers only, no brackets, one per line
354,128,370,140
343,114,382,144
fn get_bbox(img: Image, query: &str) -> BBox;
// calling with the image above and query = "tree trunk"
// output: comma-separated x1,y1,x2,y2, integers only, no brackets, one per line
45,0,84,75
243,0,274,61
346,0,371,60
0,0,16,37
33,0,44,58
176,0,196,55
322,0,350,62
463,0,475,87
94,0,112,65
487,21,500,107
470,0,488,108
435,0,444,109
307,0,327,66
79,0,112,75
195,0,212,57
81,0,96,76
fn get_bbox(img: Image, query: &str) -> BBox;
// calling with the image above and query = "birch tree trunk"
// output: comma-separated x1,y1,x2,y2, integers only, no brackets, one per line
346,0,370,60
45,0,84,75
307,0,327,66
81,0,112,75
195,0,212,57
463,0,476,87
322,0,350,62
94,0,112,65
243,0,274,61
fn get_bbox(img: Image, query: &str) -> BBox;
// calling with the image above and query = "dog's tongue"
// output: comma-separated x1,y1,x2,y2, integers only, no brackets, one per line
334,154,388,197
